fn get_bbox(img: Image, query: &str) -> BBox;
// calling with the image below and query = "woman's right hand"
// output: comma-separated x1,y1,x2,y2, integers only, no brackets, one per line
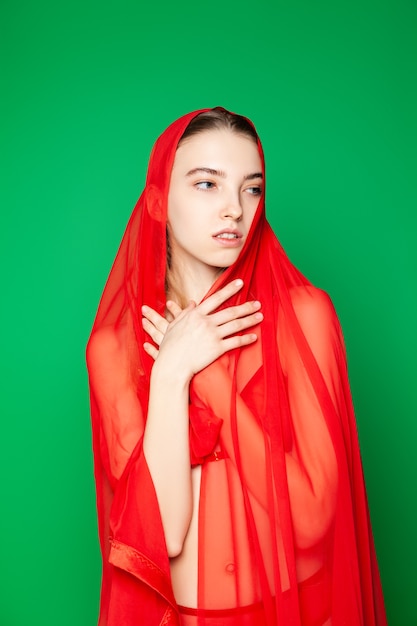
141,279,263,382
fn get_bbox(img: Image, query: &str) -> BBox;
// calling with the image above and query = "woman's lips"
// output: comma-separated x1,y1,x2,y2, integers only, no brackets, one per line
212,230,243,247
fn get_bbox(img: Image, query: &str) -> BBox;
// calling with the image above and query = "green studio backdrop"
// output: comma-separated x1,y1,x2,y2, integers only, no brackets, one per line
1,1,416,624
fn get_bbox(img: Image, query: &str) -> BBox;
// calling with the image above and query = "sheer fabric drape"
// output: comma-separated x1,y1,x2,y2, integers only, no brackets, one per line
86,108,387,625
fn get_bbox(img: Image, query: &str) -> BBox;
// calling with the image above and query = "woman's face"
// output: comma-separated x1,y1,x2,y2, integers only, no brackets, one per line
167,128,263,287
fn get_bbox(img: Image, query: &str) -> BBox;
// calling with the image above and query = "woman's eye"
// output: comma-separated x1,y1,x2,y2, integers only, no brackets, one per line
195,181,216,190
246,186,262,196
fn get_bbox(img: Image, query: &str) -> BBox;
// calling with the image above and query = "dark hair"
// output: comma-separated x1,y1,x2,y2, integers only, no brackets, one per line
178,107,258,146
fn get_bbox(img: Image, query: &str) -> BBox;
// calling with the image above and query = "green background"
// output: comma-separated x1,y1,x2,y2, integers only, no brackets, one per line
1,1,416,624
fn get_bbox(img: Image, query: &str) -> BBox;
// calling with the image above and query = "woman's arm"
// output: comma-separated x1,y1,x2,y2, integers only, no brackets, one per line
86,324,144,481
142,359,192,558
141,279,263,557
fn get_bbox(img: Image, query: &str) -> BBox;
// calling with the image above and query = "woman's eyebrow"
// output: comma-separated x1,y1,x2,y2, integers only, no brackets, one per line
186,168,263,180
244,172,263,181
186,167,226,177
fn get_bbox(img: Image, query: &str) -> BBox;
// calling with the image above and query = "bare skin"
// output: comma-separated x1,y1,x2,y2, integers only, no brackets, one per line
142,282,262,605
143,288,261,518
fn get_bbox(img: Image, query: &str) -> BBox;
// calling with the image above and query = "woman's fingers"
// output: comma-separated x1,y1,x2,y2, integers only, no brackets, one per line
198,279,245,315
142,305,168,346
197,280,263,330
141,284,263,376
216,310,263,338
142,305,168,331
211,300,262,328
221,332,258,352
143,341,159,360
166,300,185,319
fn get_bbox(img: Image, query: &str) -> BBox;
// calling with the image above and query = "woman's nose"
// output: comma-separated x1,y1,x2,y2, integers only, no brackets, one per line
221,195,243,221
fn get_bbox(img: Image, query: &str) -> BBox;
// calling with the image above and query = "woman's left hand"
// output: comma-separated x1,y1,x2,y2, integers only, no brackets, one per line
141,300,190,360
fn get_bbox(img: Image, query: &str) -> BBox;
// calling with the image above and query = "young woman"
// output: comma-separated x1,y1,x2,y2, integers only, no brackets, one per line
87,108,387,625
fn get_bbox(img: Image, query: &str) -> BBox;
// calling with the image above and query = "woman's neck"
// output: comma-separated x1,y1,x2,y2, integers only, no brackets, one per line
168,261,224,306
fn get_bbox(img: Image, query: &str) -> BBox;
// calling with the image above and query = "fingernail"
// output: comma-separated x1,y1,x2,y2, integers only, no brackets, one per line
253,300,261,309
255,313,263,320
235,279,243,286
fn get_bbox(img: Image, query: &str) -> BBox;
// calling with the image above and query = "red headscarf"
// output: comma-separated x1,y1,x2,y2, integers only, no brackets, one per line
87,108,387,625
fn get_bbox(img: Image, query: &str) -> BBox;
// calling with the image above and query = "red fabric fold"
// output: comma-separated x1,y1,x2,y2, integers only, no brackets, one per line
189,395,223,466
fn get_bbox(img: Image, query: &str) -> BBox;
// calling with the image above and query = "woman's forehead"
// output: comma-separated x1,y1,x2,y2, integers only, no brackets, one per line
173,129,262,173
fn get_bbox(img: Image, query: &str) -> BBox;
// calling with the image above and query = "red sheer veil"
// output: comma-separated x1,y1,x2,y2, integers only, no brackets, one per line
87,108,387,625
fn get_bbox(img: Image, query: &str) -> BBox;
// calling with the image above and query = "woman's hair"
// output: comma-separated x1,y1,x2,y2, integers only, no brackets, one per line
178,107,258,146
166,108,259,306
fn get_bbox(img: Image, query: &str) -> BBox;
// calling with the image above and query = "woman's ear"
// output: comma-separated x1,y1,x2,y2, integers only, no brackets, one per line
144,184,164,221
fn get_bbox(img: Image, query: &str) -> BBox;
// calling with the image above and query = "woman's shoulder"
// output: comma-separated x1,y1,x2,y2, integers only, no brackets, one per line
280,285,342,371
86,323,129,369
288,285,337,328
